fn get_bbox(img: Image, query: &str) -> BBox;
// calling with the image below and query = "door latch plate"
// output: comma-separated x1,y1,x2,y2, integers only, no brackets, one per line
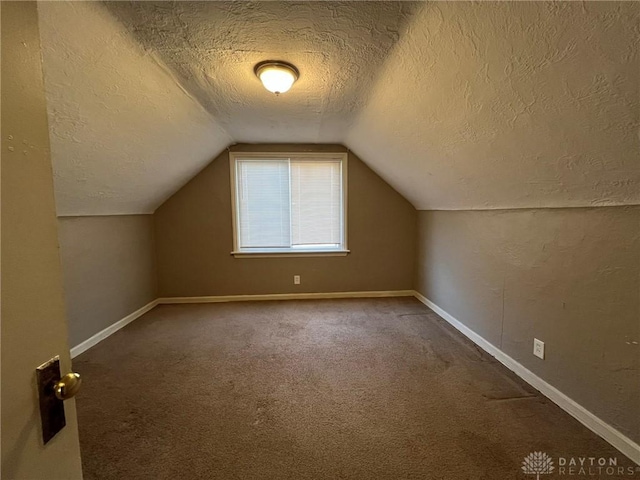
36,356,66,444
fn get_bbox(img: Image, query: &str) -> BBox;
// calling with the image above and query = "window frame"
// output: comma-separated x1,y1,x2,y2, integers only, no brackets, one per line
229,151,349,258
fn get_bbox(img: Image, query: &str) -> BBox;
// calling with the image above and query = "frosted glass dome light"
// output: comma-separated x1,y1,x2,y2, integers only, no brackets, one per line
254,61,299,95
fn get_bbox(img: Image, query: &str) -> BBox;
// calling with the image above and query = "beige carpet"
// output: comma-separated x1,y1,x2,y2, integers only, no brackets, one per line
74,298,633,479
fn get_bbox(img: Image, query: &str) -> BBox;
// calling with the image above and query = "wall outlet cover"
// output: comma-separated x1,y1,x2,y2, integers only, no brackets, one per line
533,338,545,359
294,275,301,285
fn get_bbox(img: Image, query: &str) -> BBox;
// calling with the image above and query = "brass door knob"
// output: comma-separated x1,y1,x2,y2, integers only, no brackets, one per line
54,372,82,400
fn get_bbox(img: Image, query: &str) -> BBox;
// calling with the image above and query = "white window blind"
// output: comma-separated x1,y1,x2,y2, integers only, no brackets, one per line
237,159,290,249
291,161,341,247
233,155,345,253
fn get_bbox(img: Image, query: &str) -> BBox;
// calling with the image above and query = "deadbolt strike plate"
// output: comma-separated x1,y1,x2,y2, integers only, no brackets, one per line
36,356,66,444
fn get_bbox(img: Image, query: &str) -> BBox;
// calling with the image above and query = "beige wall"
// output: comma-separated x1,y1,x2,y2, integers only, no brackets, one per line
154,144,416,296
58,215,157,348
415,207,640,443
1,2,83,478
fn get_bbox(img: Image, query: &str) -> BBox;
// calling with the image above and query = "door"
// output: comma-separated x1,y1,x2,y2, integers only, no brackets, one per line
1,2,84,478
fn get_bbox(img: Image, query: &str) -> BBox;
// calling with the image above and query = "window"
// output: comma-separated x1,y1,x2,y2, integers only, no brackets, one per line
230,152,348,257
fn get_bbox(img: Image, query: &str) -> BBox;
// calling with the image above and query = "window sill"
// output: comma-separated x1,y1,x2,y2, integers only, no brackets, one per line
231,250,350,258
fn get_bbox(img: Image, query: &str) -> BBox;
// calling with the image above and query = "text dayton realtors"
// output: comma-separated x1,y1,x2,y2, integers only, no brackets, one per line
557,456,637,477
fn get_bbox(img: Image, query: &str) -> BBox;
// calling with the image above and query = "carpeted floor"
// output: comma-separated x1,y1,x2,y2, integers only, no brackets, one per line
74,297,634,479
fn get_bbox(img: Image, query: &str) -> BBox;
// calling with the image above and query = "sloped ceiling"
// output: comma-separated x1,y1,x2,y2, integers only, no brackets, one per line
38,1,639,216
347,2,640,210
38,1,232,216
38,0,417,215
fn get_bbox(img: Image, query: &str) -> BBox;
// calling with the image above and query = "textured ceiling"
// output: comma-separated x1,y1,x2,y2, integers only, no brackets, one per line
38,1,639,215
103,1,419,144
38,1,232,215
347,1,640,210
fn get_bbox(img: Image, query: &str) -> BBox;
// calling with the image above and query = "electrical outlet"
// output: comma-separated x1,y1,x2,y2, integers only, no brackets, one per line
533,338,545,359
294,275,301,285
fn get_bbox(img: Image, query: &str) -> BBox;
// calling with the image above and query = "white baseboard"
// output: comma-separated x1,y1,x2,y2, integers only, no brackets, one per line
70,299,158,358
158,290,415,304
412,291,640,465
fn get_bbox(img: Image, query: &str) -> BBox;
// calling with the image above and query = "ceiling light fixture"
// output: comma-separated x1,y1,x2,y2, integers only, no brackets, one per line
254,61,299,95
